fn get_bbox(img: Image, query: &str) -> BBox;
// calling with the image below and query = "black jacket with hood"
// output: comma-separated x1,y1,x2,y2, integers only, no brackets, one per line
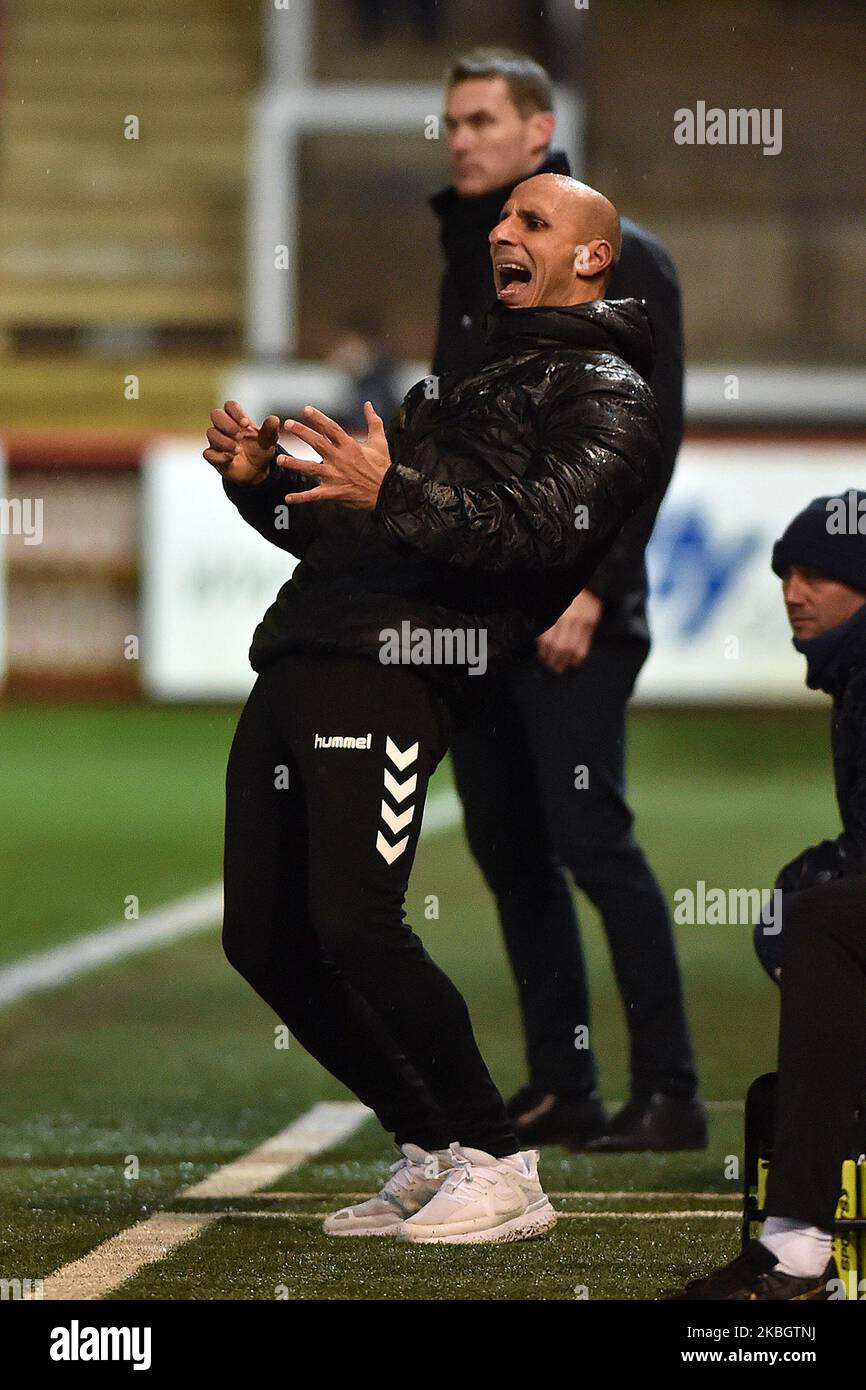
776,604,866,892
429,149,683,640
223,297,663,693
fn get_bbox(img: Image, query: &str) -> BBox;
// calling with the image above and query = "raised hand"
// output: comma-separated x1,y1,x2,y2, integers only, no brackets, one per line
203,400,280,486
281,401,392,510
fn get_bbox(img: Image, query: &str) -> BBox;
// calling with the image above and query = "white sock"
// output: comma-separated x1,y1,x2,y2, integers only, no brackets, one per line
761,1216,832,1278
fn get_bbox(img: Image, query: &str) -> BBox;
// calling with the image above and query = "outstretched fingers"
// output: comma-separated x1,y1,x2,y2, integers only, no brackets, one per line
223,400,256,430
257,414,280,451
204,447,232,467
301,405,348,445
284,417,329,455
363,400,386,439
282,454,325,480
283,484,337,505
206,425,236,453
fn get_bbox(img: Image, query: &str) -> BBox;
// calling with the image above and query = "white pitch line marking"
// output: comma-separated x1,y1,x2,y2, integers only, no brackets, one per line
0,789,462,1011
160,1208,741,1223
0,884,223,1011
182,1101,370,1198
255,1189,741,1202
41,1212,214,1302
556,1210,739,1221
552,1191,739,1201
41,1102,370,1301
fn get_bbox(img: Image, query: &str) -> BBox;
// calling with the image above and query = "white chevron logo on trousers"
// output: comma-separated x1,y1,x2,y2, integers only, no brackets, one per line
381,800,414,835
383,768,417,803
376,831,409,865
376,735,421,863
385,737,419,771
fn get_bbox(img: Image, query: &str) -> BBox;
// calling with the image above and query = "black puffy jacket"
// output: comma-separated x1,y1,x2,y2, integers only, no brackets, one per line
223,297,662,691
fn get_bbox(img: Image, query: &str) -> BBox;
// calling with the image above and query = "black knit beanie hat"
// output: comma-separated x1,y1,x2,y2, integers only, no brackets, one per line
771,491,866,594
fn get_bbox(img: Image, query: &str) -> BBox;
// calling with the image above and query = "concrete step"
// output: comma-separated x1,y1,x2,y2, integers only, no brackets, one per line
0,98,248,138
11,15,254,54
4,133,250,174
0,158,245,203
3,54,255,96
0,242,239,280
0,282,241,325
5,0,243,15
0,206,242,242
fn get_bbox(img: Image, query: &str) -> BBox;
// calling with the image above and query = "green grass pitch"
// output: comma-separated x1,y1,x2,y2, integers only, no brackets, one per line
0,700,837,1299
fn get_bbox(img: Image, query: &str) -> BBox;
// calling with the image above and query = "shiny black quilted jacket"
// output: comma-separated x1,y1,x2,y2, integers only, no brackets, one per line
223,298,663,688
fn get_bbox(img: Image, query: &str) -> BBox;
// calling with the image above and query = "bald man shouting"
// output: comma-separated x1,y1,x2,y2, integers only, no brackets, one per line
204,175,661,1246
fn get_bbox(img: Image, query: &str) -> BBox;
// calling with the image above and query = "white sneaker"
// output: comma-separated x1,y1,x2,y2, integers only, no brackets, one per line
322,1143,455,1237
397,1142,557,1245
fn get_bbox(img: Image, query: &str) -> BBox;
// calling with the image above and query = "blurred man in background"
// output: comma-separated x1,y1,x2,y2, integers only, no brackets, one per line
431,48,704,1151
327,314,403,434
672,493,866,1300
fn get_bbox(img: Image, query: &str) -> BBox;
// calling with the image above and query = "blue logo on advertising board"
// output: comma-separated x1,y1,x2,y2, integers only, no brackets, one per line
647,507,764,637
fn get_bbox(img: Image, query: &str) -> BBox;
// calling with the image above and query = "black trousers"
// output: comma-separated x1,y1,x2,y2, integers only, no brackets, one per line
765,875,866,1229
450,634,698,1101
222,651,518,1158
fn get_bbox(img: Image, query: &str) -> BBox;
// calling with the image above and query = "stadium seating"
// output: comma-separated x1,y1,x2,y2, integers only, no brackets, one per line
0,0,258,345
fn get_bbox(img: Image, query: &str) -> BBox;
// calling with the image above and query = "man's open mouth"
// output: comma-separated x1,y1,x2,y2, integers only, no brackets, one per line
495,262,533,290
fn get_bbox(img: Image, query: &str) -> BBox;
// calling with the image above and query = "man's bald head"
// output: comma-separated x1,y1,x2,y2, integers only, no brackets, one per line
490,173,621,309
520,174,622,272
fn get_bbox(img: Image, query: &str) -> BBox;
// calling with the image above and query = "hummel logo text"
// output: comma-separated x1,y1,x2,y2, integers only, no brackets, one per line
313,733,372,749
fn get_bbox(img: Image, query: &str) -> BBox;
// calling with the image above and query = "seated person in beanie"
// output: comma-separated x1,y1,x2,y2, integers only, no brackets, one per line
756,489,866,983
669,491,866,1299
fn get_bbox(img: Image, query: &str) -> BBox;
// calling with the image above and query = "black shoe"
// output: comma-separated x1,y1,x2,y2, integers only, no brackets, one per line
585,1092,708,1152
664,1240,835,1300
506,1083,606,1148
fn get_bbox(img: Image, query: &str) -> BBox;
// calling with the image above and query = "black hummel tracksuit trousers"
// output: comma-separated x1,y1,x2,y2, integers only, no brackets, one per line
222,651,518,1158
